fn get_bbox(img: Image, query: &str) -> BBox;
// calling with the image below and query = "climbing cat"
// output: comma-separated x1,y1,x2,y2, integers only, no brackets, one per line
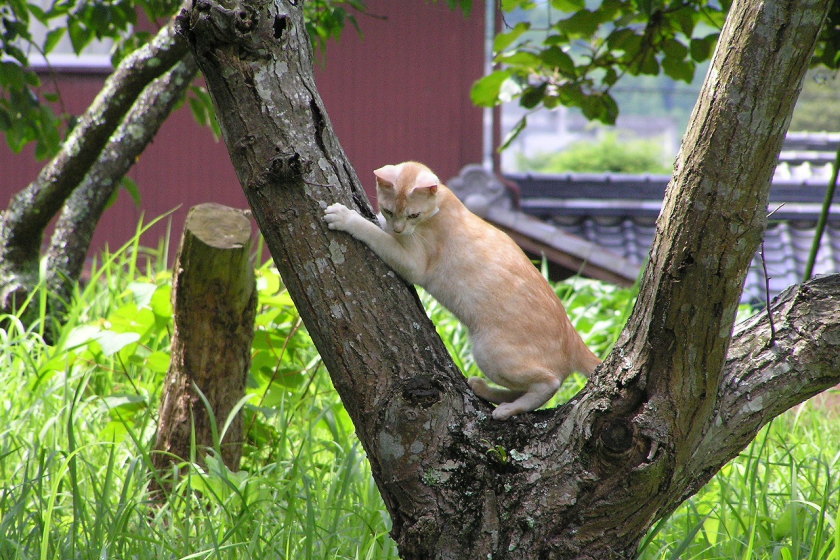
323,161,601,419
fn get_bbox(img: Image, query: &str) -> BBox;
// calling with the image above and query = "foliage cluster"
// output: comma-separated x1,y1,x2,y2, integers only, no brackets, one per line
517,132,673,173
471,0,730,147
473,0,840,149
0,225,838,559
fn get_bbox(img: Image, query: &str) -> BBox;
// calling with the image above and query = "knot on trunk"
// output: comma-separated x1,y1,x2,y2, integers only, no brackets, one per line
402,375,443,408
599,418,634,454
177,0,279,60
588,386,651,473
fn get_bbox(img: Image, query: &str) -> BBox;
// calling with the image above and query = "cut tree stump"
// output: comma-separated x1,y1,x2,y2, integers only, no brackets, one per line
150,203,256,496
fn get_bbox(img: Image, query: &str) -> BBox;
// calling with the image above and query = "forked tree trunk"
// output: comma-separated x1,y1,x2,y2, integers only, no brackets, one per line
151,203,256,496
177,1,839,558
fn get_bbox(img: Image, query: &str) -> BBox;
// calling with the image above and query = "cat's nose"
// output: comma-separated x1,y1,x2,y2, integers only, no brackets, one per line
393,222,405,233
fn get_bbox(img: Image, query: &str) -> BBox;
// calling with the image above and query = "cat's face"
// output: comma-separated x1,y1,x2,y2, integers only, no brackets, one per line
374,162,440,236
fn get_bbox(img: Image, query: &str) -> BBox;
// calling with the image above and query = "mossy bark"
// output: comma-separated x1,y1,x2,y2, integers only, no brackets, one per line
178,1,838,558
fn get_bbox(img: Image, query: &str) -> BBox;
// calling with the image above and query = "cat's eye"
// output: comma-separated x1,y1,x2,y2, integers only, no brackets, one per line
381,209,393,216
407,212,421,219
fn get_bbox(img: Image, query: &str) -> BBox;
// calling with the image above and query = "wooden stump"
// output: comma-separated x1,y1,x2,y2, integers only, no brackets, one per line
150,203,256,496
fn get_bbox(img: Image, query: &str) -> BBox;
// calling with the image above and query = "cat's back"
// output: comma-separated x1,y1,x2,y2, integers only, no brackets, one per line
420,188,567,327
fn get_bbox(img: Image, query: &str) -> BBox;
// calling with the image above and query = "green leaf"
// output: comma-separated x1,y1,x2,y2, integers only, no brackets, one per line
551,0,585,11
501,0,536,10
496,51,542,68
120,176,141,207
499,115,527,152
0,61,27,90
97,331,140,356
673,7,697,36
556,83,583,106
633,50,660,75
470,69,511,107
44,27,65,54
690,34,717,62
580,93,618,124
602,66,619,87
555,10,600,38
607,28,641,53
539,46,576,76
66,324,104,351
0,108,11,130
493,21,529,53
150,285,172,319
520,83,547,109
127,282,158,308
3,44,29,65
67,18,93,53
27,2,48,23
662,56,695,82
662,38,688,60
147,351,171,374
595,0,625,22
633,0,656,16
101,393,147,414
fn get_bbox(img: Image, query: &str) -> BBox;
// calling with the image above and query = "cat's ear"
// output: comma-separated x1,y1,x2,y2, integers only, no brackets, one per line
414,170,439,196
414,184,438,196
374,165,399,189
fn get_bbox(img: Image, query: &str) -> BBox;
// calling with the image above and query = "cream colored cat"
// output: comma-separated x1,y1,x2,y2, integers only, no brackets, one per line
323,161,601,420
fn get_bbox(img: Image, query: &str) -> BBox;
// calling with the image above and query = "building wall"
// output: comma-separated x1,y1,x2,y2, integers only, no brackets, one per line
0,1,485,261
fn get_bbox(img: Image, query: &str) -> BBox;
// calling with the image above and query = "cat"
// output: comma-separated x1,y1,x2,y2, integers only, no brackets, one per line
323,161,601,420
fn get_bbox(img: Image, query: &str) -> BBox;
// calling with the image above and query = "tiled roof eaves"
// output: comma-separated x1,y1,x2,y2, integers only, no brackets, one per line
508,173,836,207
521,198,839,221
481,204,641,285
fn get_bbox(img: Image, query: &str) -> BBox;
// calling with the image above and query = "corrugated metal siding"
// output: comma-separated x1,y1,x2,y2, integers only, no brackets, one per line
314,0,485,197
0,0,485,258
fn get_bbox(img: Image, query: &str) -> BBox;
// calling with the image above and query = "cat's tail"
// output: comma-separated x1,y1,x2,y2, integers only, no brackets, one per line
576,345,602,378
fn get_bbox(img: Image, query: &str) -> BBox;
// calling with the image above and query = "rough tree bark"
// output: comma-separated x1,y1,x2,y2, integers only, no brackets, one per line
151,203,256,496
178,0,838,558
0,9,189,315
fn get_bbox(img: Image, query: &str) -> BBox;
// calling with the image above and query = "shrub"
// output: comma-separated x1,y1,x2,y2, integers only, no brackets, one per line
519,132,673,174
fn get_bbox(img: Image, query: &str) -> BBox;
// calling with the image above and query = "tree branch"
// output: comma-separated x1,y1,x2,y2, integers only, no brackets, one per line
44,55,199,319
610,0,832,471
0,8,189,312
685,274,840,497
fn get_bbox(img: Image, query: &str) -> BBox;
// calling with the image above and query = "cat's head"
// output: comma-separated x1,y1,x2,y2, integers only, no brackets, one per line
374,162,440,235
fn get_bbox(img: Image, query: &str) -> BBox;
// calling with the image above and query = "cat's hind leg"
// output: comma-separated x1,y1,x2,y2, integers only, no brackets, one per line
489,374,561,421
467,377,524,404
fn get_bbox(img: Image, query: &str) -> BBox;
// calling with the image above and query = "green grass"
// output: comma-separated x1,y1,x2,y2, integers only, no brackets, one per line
0,225,837,559
639,407,840,560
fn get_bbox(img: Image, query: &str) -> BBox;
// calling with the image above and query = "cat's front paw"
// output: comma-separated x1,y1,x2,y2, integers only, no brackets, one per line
324,203,356,232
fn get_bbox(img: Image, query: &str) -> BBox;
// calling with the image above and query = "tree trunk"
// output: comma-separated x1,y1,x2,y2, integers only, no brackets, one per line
178,1,838,558
151,203,256,496
45,56,198,324
0,9,189,314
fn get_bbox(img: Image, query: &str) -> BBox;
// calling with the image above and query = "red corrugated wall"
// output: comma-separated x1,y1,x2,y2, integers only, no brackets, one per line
0,0,485,261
